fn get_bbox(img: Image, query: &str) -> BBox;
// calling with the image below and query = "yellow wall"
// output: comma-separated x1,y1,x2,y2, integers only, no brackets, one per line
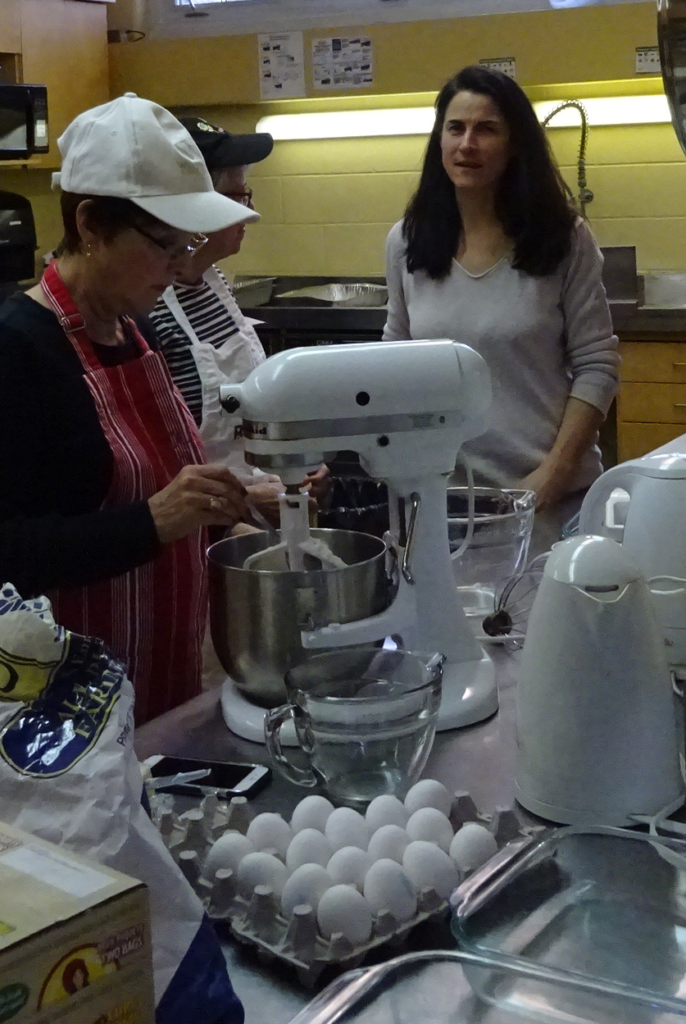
10,0,683,277
180,104,686,279
109,1,686,277
109,5,657,102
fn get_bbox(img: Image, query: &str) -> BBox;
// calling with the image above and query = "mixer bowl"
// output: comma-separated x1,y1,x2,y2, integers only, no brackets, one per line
208,528,391,707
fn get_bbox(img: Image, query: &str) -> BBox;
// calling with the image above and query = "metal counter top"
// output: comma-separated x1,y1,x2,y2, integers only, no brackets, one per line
245,302,686,339
134,645,522,1024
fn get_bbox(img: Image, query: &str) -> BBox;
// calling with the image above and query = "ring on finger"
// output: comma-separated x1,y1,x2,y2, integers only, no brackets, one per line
209,497,221,512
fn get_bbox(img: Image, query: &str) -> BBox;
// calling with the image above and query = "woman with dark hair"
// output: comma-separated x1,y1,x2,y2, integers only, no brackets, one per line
0,95,255,725
384,66,619,511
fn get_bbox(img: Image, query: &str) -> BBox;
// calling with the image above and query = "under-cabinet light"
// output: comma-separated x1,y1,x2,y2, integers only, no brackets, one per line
256,95,671,141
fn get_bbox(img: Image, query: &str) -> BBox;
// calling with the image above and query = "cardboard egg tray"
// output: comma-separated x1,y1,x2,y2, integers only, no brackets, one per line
149,789,541,987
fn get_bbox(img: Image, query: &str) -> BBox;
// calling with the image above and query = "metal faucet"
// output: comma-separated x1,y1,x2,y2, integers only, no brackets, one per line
541,100,594,218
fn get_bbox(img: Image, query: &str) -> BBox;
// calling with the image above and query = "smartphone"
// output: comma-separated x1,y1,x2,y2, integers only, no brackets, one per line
147,755,271,799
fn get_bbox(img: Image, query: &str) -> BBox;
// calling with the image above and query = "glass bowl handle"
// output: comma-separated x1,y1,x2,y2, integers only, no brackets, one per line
264,704,318,787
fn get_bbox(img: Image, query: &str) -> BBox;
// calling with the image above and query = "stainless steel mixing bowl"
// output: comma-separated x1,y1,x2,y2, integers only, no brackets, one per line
208,529,391,707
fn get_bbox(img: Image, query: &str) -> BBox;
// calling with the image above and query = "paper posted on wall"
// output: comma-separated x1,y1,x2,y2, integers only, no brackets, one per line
258,31,306,99
312,36,374,89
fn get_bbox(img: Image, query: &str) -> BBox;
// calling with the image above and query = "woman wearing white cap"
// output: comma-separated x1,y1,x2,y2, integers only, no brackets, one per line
0,94,256,723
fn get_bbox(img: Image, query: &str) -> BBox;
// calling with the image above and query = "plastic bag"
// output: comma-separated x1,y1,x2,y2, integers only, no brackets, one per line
0,583,244,1024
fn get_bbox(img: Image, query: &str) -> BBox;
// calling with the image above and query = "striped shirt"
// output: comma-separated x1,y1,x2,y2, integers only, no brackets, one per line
150,269,249,426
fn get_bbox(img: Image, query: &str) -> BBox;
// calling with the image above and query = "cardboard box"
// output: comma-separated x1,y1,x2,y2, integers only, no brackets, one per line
0,820,154,1024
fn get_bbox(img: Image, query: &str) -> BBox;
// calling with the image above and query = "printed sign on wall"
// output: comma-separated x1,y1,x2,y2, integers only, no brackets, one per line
312,36,374,89
259,31,306,99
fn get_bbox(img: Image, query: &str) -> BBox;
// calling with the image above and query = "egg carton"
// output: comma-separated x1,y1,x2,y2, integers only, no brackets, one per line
149,788,542,987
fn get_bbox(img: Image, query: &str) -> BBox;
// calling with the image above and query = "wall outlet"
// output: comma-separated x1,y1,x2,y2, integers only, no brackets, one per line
479,57,516,79
636,46,661,75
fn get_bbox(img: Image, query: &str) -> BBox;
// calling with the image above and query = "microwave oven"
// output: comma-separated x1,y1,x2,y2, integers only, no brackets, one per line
0,85,48,160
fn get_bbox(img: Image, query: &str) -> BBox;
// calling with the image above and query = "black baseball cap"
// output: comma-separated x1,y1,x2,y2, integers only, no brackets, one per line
179,116,274,171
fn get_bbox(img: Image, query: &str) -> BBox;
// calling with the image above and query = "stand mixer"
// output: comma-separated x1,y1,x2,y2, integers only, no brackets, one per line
218,338,497,742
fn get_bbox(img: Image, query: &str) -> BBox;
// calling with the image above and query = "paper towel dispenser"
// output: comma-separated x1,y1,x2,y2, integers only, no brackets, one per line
0,191,37,282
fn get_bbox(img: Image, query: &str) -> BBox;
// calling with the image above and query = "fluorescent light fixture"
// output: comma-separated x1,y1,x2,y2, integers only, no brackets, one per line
534,95,670,126
257,95,671,141
257,108,435,140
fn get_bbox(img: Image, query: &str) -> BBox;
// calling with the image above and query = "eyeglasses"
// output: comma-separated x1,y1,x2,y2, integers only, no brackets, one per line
132,224,208,261
223,189,254,207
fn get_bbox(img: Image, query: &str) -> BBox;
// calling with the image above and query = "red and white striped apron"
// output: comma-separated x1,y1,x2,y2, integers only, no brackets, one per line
41,261,207,724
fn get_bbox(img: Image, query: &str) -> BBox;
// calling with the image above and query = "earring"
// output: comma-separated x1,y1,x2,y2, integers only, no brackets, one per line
85,243,93,259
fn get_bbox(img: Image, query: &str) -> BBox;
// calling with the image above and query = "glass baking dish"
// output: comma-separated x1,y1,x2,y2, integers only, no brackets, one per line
287,948,686,1023
451,825,686,1014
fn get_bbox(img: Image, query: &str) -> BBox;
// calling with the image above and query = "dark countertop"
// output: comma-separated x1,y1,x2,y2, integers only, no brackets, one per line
245,302,686,339
132,506,574,1024
135,645,521,1024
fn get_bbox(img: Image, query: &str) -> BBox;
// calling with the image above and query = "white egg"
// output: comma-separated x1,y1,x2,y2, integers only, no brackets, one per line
404,779,453,817
327,846,371,890
246,813,292,858
367,824,410,864
406,807,453,852
325,807,369,852
402,840,461,899
286,828,333,871
363,859,417,922
204,831,254,879
449,823,498,874
365,794,409,832
290,795,335,834
236,852,289,899
281,864,333,918
317,884,373,944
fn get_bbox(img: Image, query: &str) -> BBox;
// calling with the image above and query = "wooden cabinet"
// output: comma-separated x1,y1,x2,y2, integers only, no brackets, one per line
20,0,109,167
0,1,21,55
617,339,686,461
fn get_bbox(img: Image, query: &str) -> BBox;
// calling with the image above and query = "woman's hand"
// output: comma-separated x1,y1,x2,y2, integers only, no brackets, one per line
245,480,283,528
148,464,248,543
520,398,604,511
302,465,331,504
518,463,572,512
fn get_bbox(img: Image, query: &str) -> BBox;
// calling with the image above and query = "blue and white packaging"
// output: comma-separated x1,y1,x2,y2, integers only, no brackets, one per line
0,583,244,1024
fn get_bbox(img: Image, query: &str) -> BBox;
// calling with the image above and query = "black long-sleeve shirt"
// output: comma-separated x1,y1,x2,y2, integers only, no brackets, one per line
0,293,161,597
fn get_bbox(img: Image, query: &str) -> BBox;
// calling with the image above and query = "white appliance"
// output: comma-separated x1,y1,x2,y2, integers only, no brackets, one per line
515,534,684,826
579,449,686,674
219,339,497,741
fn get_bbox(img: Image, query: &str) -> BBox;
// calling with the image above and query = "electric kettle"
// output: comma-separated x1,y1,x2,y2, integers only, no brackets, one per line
515,535,684,826
579,451,686,669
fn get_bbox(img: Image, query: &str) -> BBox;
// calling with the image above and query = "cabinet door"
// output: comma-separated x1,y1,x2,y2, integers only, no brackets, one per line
619,341,686,383
618,382,686,424
20,0,108,167
0,0,21,55
618,423,686,462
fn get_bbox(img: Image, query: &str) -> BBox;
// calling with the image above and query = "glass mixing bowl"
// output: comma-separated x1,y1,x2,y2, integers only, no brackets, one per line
448,487,536,628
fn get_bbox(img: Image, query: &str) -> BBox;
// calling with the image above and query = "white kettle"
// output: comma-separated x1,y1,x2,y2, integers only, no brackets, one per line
515,535,684,826
579,451,686,669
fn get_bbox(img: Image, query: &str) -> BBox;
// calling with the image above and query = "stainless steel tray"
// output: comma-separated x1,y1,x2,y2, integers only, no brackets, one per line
452,825,686,1014
275,284,388,308
233,276,276,307
287,948,686,1023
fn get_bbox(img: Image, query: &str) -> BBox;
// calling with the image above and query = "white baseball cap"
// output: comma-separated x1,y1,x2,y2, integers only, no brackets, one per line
52,93,259,233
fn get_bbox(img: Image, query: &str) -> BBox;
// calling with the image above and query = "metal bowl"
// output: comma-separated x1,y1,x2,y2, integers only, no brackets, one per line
208,528,391,707
274,283,388,307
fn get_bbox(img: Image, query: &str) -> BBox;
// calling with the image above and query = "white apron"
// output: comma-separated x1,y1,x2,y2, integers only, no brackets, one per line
160,266,266,476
